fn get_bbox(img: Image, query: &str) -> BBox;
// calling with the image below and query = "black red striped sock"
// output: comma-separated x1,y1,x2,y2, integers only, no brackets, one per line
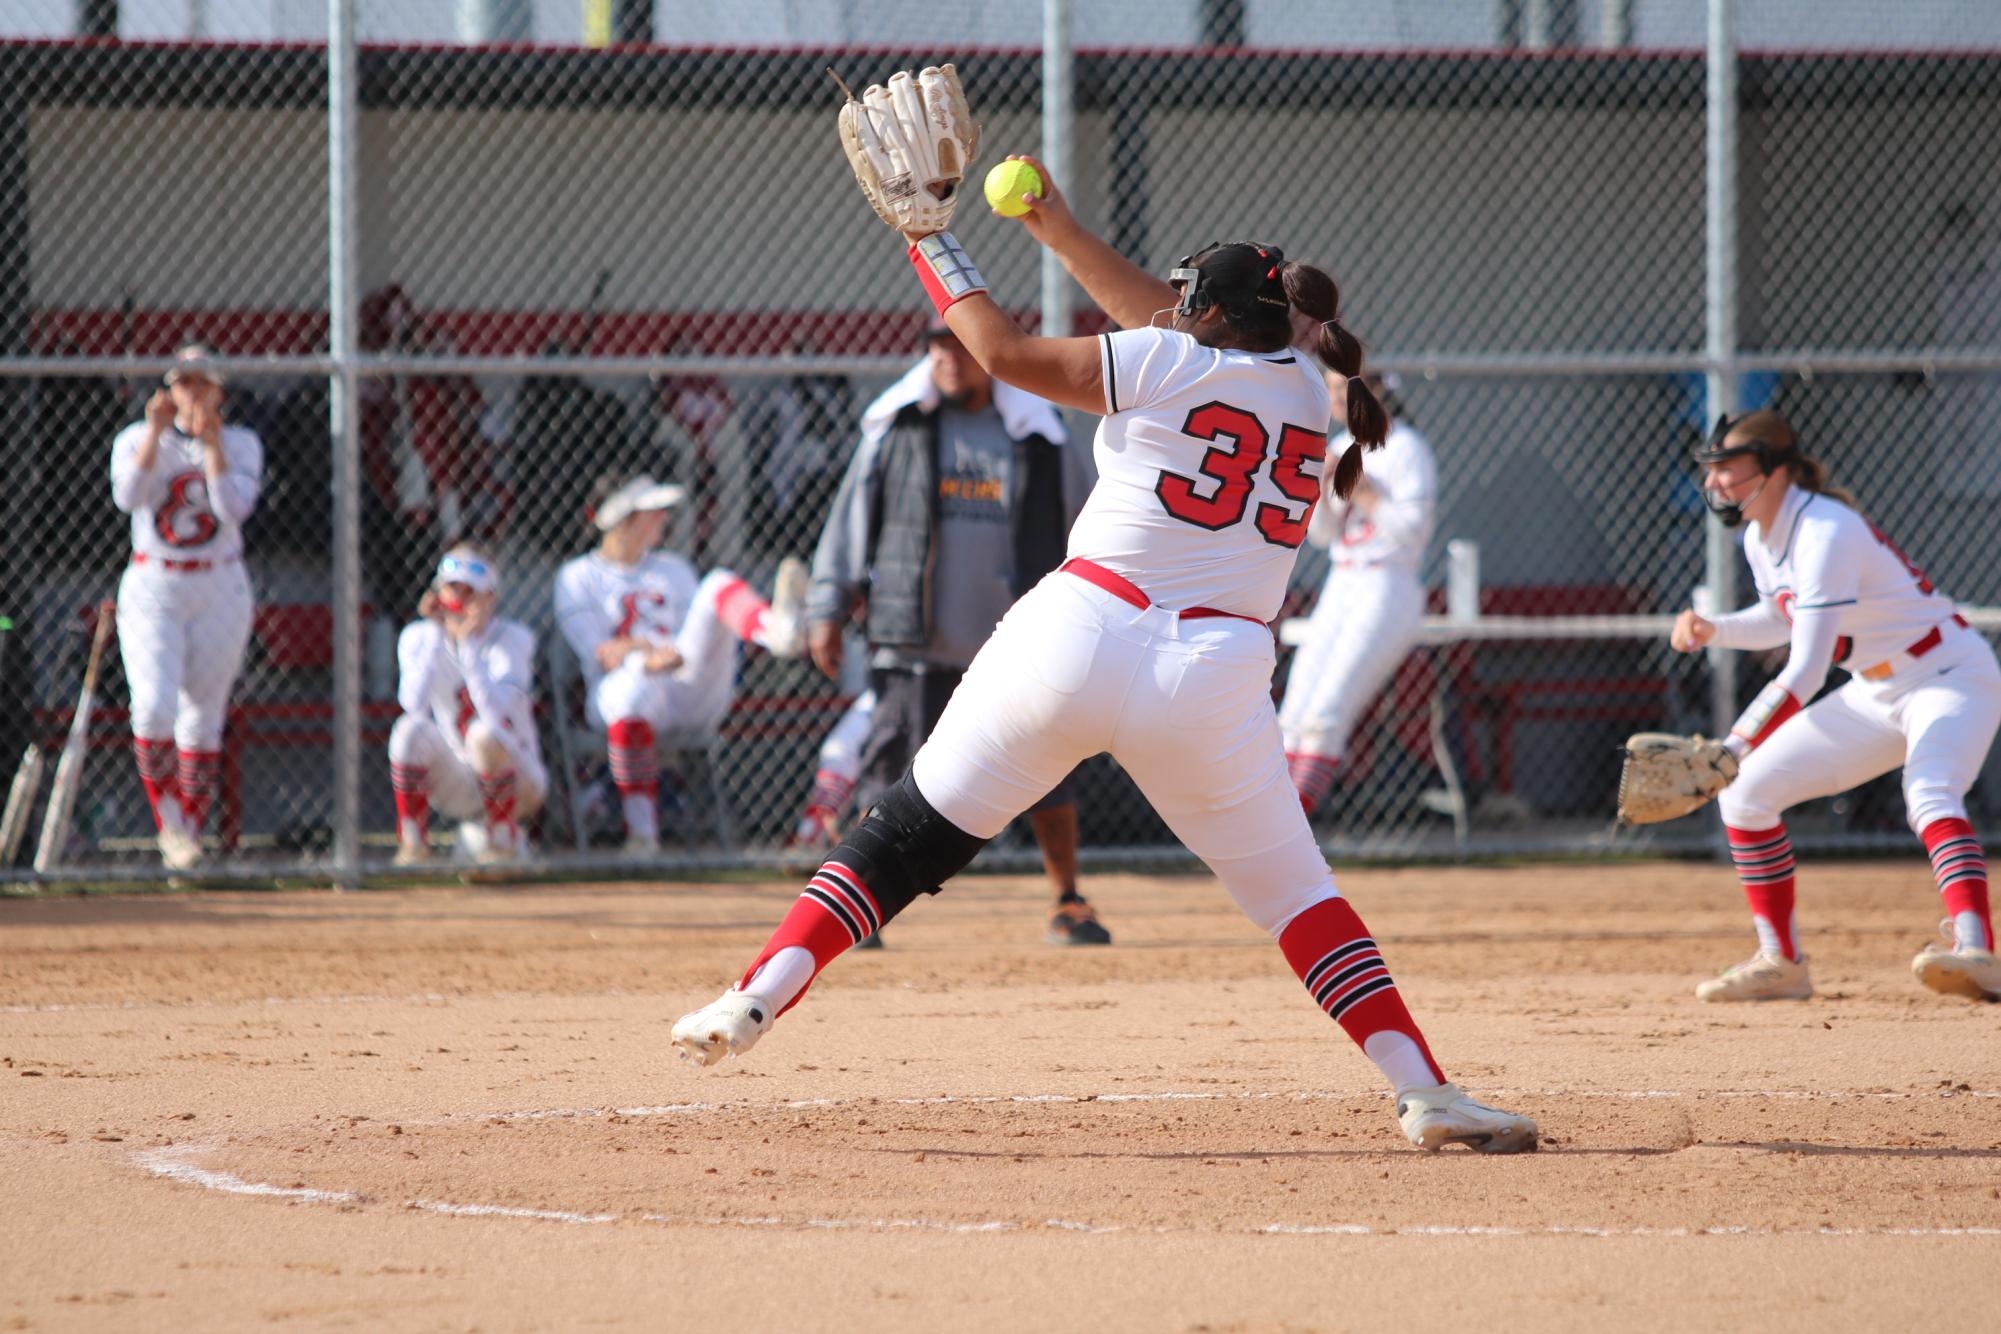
133,737,179,831
1922,817,1991,951
737,858,889,1016
176,749,220,834
1278,895,1444,1087
1726,823,1799,961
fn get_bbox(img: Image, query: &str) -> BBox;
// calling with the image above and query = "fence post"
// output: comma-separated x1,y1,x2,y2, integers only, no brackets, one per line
328,0,363,889
1703,0,1739,740
1041,0,1075,340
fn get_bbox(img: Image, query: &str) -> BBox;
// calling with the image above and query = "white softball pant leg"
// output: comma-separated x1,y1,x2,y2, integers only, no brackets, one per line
1886,634,2001,831
913,574,1338,936
117,562,253,748
593,652,733,737
387,715,546,822
1717,689,1904,831
1278,565,1424,760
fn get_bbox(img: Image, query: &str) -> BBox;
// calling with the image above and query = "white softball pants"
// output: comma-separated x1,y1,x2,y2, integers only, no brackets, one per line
1278,563,1425,761
115,561,253,749
1718,626,2001,832
589,570,743,733
912,571,1337,934
386,715,547,822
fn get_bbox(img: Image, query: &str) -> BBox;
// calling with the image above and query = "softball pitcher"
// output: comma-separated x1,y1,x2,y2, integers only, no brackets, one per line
109,343,263,871
389,545,546,868
672,81,1535,1153
1672,410,2001,1002
1279,372,1436,813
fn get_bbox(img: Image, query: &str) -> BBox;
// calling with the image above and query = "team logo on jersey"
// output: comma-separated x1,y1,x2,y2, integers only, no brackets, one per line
155,471,220,548
614,590,672,640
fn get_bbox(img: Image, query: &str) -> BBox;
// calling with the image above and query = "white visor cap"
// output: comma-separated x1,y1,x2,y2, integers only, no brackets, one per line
593,476,687,532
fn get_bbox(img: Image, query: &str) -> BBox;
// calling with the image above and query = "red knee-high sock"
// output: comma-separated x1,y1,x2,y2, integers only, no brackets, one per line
737,860,886,1017
391,762,430,845
1287,751,1341,815
1726,823,1799,961
133,737,180,831
1922,817,1992,952
478,769,519,848
1278,896,1445,1087
175,749,220,834
607,718,659,802
711,575,771,643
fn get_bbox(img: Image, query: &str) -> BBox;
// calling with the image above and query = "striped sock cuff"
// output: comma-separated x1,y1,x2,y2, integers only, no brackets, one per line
389,762,430,795
1727,826,1795,885
1301,937,1396,1023
133,737,177,782
1287,751,1340,809
800,860,884,946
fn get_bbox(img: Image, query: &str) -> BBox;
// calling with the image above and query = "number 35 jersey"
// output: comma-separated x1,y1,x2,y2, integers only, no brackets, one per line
1070,325,1331,622
110,423,266,563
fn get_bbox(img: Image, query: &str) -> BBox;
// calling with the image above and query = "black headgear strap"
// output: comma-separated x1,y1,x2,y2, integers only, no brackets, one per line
1169,242,1289,320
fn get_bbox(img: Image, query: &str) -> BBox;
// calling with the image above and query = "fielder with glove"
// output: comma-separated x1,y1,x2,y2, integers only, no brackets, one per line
1660,411,2001,1005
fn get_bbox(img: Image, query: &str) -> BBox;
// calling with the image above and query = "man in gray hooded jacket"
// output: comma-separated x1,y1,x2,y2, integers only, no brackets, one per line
805,318,1109,945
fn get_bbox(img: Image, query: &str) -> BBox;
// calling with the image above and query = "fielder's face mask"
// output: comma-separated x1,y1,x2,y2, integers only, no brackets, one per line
1693,413,1782,528
433,551,498,612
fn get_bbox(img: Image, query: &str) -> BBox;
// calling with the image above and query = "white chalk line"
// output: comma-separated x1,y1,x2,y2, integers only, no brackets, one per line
463,1085,1998,1127
133,1144,2001,1241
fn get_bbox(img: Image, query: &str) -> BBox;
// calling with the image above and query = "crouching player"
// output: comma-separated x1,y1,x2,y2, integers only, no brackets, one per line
390,545,546,867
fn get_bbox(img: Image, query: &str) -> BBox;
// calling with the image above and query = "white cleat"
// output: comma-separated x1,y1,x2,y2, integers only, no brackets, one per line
1913,922,2001,1002
1695,951,1812,1002
760,557,810,658
672,990,776,1067
1396,1083,1539,1154
158,825,203,872
391,841,433,868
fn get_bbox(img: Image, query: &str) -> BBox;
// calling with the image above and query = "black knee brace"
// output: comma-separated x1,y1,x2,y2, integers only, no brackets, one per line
826,772,989,922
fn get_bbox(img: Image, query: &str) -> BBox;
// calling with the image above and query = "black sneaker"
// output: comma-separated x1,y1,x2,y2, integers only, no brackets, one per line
855,930,885,950
1046,899,1112,946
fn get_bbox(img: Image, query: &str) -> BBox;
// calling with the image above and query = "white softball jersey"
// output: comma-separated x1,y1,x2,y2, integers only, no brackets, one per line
110,423,264,563
1070,326,1331,622
1306,421,1437,572
1706,484,2001,833
552,551,701,693
395,616,545,782
912,324,1346,936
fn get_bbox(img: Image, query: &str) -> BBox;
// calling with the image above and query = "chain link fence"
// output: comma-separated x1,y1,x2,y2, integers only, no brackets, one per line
3,0,1999,884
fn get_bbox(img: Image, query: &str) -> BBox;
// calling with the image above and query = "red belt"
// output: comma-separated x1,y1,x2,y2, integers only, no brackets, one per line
132,553,237,573
1060,558,1266,627
1860,614,1968,682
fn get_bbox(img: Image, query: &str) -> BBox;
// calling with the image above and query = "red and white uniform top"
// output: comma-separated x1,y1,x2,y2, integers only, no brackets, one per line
110,422,264,562
1306,421,1436,571
396,616,541,771
553,550,700,688
1708,485,1963,747
1075,326,1331,622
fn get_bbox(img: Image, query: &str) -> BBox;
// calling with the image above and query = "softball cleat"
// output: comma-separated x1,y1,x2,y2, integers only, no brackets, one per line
672,990,776,1067
1396,1083,1539,1154
1913,926,2001,1003
1695,951,1812,1002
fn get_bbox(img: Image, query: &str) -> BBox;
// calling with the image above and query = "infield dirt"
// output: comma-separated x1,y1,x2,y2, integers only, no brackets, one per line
3,860,1998,1331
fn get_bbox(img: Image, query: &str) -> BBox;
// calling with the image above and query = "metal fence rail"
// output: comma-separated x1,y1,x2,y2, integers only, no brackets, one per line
3,0,1999,886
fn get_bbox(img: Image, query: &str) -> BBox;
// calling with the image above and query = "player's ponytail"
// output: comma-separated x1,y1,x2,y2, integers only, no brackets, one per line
1789,453,1858,509
1283,261,1385,501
